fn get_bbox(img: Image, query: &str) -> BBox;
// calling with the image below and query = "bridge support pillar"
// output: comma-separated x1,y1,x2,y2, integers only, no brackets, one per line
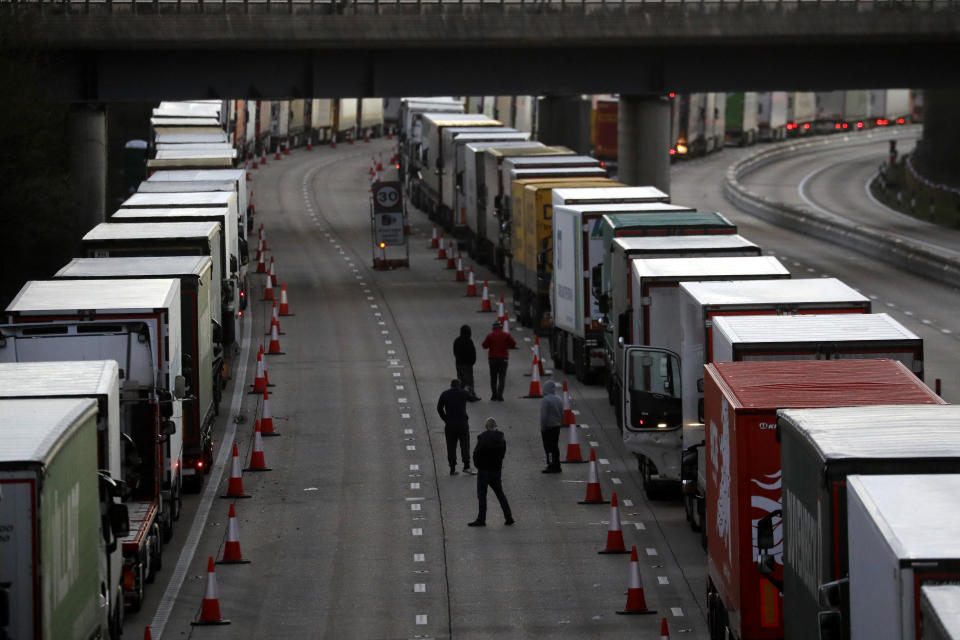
69,103,107,230
618,95,670,193
536,95,591,154
916,90,960,188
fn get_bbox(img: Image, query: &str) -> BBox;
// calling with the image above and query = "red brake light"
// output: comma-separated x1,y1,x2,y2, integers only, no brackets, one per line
803,123,811,129
196,460,204,469
600,161,605,167
842,123,849,129
856,121,864,129
669,148,677,156
835,123,842,129
668,92,676,99
897,117,905,124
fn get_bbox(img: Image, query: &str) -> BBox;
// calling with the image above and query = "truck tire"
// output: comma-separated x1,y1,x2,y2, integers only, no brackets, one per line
110,591,124,640
128,567,144,613
574,345,587,383
639,456,662,500
684,494,701,532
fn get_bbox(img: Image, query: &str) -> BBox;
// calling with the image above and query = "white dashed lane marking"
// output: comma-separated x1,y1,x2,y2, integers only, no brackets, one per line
406,445,416,451
645,547,658,556
658,576,670,585
412,528,423,536
611,478,622,485
621,499,633,507
410,482,420,489
414,553,425,562
416,615,428,625
671,607,684,617
598,458,610,465
410,503,421,511
414,584,426,593
410,464,419,471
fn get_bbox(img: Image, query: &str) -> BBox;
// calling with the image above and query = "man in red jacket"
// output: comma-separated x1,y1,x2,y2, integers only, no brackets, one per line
481,321,516,401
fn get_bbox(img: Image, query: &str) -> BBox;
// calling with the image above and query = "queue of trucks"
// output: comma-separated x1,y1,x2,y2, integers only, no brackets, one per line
0,99,252,638
399,94,948,640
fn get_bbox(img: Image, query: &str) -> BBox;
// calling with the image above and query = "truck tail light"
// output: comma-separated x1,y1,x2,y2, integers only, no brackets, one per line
196,460,204,470
856,121,864,129
803,123,811,130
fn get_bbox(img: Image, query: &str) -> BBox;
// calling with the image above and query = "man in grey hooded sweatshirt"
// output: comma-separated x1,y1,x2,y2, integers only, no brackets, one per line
540,380,564,473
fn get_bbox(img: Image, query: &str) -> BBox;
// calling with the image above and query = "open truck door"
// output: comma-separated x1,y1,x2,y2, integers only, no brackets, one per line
620,344,682,498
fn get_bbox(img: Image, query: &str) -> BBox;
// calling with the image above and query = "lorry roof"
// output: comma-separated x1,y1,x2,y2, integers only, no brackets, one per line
0,361,118,399
632,255,789,278
7,278,180,313
552,186,670,202
557,203,693,214
153,102,221,118
150,117,221,127
147,169,244,182
448,127,516,136
153,148,237,159
57,256,211,278
679,277,868,305
465,141,542,153
485,145,571,158
603,211,734,228
779,404,957,462
848,474,960,560
422,114,501,126
713,312,919,344
155,143,234,151
711,359,931,409
137,181,236,194
512,167,607,178
614,234,758,252
122,192,233,207
922,586,960,639
0,398,98,465
507,155,600,167
113,207,229,220
83,221,219,241
154,133,228,144
453,132,529,142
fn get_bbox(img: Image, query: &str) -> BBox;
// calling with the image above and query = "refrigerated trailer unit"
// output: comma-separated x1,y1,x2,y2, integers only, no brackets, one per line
147,147,236,171
55,256,220,492
80,221,226,343
787,92,816,135
142,167,252,238
702,360,940,640
0,365,131,637
921,586,960,640
499,154,603,223
451,131,529,232
848,474,960,640
778,404,960,640
725,92,759,146
0,398,115,640
757,92,788,141
439,126,516,226
622,278,870,497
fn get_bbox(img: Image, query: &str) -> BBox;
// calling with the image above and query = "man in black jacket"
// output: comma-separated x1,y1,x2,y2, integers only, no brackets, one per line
453,324,480,401
438,379,473,476
468,417,515,527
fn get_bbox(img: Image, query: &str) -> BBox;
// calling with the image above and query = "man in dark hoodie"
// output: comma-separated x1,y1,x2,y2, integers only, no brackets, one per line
468,417,514,527
438,379,474,476
453,324,479,401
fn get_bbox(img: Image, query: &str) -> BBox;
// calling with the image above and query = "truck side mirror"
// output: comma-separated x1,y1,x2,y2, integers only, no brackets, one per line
757,510,781,552
818,578,847,609
174,375,187,400
817,610,843,640
230,255,238,275
617,312,629,342
597,294,609,315
110,503,130,538
159,419,177,442
697,398,705,423
158,390,174,419
212,320,223,345
222,280,235,303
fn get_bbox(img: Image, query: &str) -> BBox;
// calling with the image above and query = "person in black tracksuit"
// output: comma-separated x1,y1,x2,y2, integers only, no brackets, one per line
468,417,514,527
437,379,473,476
453,324,480,401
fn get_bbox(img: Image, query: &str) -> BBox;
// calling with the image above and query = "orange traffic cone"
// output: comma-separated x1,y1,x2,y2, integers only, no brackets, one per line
278,284,293,316
275,144,282,160
437,234,447,260
660,618,670,639
497,296,505,323
266,304,284,335
364,128,371,143
191,557,231,625
331,132,337,148
259,224,267,251
533,336,545,375
455,254,466,281
616,547,657,615
562,380,577,425
376,153,383,171
480,281,492,311
266,322,284,355
524,356,543,398
255,249,266,273
218,504,251,564
465,267,477,297
562,420,585,464
599,492,629,554
249,348,266,394
251,155,258,169
263,276,274,302
260,150,267,166
268,257,278,286
245,421,271,471
579,448,608,504
306,136,313,151
260,389,279,436
430,226,439,249
220,444,250,499
144,626,153,640
445,242,456,269
503,312,512,339
284,141,290,155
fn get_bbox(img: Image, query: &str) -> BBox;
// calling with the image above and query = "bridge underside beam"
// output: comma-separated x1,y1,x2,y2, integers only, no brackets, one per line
46,41,960,102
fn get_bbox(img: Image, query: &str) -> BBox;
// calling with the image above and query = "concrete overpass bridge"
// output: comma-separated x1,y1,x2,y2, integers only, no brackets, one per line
4,0,960,101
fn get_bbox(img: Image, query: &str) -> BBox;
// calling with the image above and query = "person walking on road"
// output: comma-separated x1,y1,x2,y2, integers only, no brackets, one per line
469,417,514,527
540,380,564,473
453,325,480,401
438,379,474,476
481,321,516,401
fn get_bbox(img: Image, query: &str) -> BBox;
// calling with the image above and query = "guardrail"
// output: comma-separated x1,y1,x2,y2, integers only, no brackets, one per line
2,0,955,16
723,127,960,289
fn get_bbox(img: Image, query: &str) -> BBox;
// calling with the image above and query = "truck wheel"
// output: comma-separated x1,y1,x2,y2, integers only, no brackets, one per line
685,494,701,531
574,347,587,383
172,481,182,522
148,523,162,581
128,568,144,613
110,591,124,640
639,456,660,500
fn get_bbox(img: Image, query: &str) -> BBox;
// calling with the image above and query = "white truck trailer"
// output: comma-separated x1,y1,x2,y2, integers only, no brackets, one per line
848,474,960,640
0,366,132,637
787,92,817,135
0,398,125,639
869,89,912,126
440,127,518,229
921,586,960,640
452,131,529,233
56,256,220,493
145,168,251,237
758,92,788,141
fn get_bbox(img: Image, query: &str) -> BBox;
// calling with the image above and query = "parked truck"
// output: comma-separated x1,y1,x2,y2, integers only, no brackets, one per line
622,277,870,498
847,474,960,640
55,256,220,492
757,92,788,141
702,359,940,640
776,403,960,640
80,221,226,345
0,397,130,640
786,92,816,136
450,131,528,233
438,125,514,227
499,155,603,224
1,278,186,608
509,177,618,330
591,97,619,164
869,89,912,126
725,92,759,146
145,168,251,237
0,366,133,638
